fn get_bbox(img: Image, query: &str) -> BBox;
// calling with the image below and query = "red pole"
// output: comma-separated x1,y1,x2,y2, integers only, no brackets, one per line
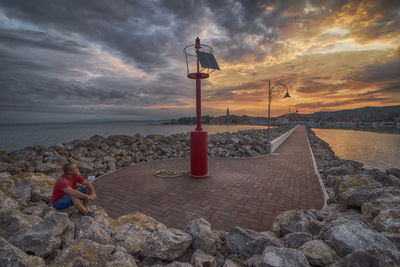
190,37,208,178
195,37,202,131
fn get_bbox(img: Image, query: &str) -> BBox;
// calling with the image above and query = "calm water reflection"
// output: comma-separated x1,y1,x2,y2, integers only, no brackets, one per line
313,128,400,170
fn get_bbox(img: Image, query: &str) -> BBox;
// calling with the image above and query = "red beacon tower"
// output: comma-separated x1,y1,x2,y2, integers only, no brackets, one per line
183,37,220,178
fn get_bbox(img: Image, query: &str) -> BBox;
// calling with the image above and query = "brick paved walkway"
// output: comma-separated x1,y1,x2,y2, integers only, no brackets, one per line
93,126,324,231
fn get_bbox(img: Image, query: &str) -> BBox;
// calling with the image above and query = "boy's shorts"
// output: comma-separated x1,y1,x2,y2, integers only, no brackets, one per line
53,186,88,210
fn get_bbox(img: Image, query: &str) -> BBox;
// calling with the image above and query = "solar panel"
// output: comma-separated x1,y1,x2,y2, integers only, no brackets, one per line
196,51,220,70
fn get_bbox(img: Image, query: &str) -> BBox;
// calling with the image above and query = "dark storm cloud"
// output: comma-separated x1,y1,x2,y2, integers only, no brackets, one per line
0,0,399,123
0,28,85,53
360,85,400,96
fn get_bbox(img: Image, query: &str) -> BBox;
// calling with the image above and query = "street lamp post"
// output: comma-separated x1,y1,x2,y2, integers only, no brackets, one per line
266,80,291,153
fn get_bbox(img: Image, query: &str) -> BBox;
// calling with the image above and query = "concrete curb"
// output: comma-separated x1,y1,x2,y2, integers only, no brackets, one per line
304,127,329,209
271,124,299,153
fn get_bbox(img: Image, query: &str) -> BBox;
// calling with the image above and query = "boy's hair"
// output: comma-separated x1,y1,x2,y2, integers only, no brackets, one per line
62,162,75,174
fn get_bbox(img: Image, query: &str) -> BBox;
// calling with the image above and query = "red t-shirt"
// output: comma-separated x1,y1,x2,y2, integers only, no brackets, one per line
51,174,85,204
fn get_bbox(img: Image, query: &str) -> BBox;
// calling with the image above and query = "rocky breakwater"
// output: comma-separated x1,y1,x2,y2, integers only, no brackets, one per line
0,125,294,179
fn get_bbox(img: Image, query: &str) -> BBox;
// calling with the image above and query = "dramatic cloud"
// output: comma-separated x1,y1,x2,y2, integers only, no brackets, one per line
0,0,399,123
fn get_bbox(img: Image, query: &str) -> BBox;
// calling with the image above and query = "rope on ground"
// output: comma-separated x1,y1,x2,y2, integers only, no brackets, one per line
152,169,189,178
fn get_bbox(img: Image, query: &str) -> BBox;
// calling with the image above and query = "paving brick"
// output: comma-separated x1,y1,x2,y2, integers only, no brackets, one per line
93,126,324,231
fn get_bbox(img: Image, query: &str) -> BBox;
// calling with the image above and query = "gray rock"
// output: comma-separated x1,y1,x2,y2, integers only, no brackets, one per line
372,208,400,233
143,228,193,261
0,161,11,172
139,256,166,267
222,258,239,267
35,162,60,174
31,186,53,202
8,210,71,257
386,168,400,178
382,232,400,249
105,246,138,267
225,227,282,258
322,220,396,257
165,261,193,267
111,212,168,253
72,205,112,244
0,209,42,239
325,165,352,176
191,249,217,267
338,187,400,207
260,246,310,267
298,240,338,266
0,237,45,267
22,202,52,217
186,218,217,255
364,168,400,187
113,223,152,256
332,249,400,267
245,254,263,267
9,183,32,203
281,232,313,249
361,194,400,218
338,174,382,192
0,190,19,211
272,210,322,236
50,239,115,266
0,173,14,191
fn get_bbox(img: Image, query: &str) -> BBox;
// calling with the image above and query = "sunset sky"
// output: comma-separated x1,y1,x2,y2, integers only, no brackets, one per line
0,0,399,123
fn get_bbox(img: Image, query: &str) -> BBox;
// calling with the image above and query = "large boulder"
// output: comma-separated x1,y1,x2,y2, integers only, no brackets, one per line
222,259,239,267
142,228,193,261
191,249,217,267
364,168,400,187
259,246,310,267
322,220,396,257
35,162,60,174
372,208,400,233
0,237,45,267
8,183,32,203
112,212,192,261
0,192,42,238
361,194,400,218
186,218,217,255
72,205,112,244
280,232,313,249
50,239,137,267
166,261,193,267
325,165,353,176
22,201,52,217
225,227,282,258
113,223,153,256
110,212,167,232
386,168,400,178
105,246,138,267
331,248,400,267
112,212,167,256
382,232,400,249
272,210,323,236
8,210,71,258
8,172,55,203
338,174,381,192
0,172,14,191
298,240,338,266
338,187,400,208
